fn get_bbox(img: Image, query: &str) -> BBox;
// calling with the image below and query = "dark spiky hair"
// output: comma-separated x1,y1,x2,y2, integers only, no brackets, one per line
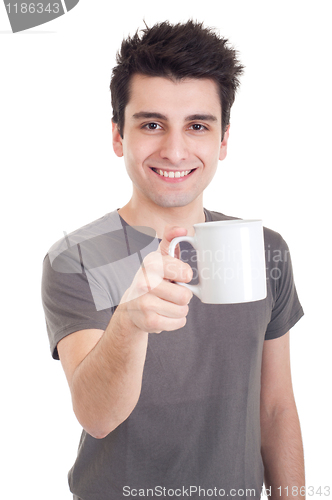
110,20,244,138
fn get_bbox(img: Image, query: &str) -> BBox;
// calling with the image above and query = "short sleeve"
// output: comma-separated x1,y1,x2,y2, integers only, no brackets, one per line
264,234,304,340
41,253,114,360
41,214,161,360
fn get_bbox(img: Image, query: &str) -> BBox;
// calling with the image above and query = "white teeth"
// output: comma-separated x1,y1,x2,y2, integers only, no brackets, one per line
154,169,193,177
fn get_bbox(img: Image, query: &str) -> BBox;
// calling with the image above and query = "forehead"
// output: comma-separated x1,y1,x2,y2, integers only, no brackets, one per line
125,74,221,120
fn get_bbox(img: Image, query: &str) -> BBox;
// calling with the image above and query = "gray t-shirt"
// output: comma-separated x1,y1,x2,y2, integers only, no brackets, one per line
41,209,304,500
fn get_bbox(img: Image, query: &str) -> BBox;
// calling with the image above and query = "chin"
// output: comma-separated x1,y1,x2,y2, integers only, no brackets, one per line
149,193,196,208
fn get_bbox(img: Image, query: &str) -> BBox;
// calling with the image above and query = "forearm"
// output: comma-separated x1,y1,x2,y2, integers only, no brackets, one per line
261,404,305,500
71,303,149,439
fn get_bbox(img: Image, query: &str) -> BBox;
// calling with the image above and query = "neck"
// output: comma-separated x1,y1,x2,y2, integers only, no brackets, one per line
118,196,206,238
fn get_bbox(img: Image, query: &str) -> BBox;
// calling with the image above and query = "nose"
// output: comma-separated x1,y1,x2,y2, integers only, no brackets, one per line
159,130,189,164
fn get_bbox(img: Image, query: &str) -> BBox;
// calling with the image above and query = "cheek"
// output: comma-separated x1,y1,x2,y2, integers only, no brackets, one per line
124,135,156,166
196,141,221,167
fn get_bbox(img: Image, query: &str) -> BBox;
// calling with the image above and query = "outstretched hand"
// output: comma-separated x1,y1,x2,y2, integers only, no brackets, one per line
119,225,193,334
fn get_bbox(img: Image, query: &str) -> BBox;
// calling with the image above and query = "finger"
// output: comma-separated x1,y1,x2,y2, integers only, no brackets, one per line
150,278,193,305
147,294,190,319
154,315,188,333
156,316,187,332
162,255,193,283
158,224,188,257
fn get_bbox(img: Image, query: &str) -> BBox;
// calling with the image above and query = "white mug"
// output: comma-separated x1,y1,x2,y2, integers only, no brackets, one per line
168,219,267,304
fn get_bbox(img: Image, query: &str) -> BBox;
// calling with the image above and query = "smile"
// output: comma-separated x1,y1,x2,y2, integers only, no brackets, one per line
150,167,196,178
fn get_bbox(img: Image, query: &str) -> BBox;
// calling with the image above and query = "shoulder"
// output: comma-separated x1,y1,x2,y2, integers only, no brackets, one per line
45,210,122,259
263,226,289,252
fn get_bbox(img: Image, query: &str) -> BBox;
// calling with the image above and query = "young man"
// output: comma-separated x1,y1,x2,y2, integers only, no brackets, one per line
42,21,305,500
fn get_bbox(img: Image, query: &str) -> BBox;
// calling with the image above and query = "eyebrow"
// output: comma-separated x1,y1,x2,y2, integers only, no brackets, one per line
132,112,218,122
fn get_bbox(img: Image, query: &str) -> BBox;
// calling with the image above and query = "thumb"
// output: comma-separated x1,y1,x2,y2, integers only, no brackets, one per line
158,225,188,258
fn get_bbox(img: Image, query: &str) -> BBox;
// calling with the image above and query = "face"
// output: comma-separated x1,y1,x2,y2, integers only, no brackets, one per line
112,74,229,209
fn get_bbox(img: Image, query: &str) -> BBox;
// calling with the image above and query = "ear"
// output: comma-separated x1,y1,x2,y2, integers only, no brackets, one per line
112,122,124,157
219,124,230,161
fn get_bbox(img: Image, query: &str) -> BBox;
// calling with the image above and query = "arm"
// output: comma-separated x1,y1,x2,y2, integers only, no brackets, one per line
58,312,148,440
58,226,193,439
260,331,305,499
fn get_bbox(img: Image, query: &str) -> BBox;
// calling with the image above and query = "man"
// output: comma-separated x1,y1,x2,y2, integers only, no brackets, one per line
42,21,305,499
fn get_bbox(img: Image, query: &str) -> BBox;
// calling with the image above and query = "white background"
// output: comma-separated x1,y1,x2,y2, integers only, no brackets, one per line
1,0,331,498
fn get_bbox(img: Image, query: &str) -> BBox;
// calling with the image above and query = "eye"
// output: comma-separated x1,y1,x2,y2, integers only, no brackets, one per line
142,122,161,130
189,123,208,132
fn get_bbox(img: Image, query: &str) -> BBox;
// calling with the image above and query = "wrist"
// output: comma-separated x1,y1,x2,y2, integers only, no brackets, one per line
112,300,148,341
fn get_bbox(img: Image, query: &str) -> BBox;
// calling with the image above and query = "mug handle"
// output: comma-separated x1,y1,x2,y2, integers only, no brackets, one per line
168,236,202,301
